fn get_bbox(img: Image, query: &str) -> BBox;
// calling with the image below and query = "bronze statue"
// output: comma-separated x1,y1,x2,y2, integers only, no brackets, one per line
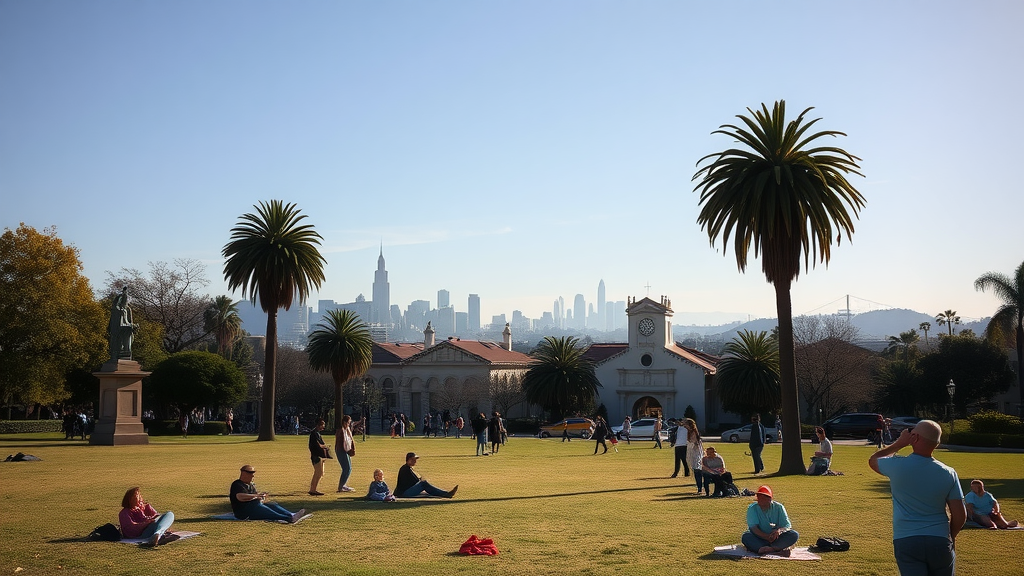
108,286,138,361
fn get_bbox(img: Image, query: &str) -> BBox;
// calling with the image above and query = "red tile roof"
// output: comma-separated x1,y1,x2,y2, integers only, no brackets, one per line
372,342,424,364
582,343,629,363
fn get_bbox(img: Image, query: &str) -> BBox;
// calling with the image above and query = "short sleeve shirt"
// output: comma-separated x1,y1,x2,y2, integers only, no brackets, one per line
746,501,792,533
230,479,256,516
877,453,963,539
965,491,996,515
819,438,833,457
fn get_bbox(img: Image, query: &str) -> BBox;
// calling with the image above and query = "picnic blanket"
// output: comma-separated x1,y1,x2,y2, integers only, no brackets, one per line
117,531,201,545
210,512,313,524
712,544,820,560
460,534,499,555
964,520,1024,530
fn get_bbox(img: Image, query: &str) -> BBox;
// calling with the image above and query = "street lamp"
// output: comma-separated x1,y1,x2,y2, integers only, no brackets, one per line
946,379,956,435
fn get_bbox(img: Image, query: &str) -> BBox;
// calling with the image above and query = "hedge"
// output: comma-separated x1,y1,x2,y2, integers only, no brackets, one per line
145,420,229,436
947,431,1024,449
968,411,1023,435
0,420,63,434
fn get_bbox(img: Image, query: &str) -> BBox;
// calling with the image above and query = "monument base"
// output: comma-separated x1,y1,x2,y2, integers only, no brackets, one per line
90,359,151,446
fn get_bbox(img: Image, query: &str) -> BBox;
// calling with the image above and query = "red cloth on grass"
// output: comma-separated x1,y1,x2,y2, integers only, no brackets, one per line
460,534,499,555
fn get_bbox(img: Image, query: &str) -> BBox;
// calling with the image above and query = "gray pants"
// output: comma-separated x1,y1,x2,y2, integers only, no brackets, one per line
893,536,955,576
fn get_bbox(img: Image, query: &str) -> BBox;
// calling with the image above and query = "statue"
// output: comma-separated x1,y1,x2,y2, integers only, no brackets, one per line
108,286,138,361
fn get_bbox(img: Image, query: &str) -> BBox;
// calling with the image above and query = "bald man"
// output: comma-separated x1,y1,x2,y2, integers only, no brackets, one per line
869,420,966,576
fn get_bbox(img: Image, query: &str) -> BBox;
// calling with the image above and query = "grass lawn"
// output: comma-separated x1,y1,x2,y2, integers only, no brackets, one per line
1,432,1021,576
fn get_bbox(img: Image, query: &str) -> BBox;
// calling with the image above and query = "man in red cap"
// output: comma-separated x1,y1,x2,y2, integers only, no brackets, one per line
741,484,799,556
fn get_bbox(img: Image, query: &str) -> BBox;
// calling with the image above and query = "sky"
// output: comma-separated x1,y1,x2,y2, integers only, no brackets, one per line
3,1,1022,327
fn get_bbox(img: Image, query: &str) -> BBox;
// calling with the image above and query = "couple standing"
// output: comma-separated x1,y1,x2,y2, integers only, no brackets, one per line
309,416,357,495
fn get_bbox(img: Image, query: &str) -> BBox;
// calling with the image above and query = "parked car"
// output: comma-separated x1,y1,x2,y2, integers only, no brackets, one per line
719,424,779,443
611,417,669,440
887,416,922,433
822,412,883,440
539,418,594,439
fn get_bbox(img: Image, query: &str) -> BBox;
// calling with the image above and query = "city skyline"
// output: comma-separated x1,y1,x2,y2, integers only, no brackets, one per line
3,3,1022,326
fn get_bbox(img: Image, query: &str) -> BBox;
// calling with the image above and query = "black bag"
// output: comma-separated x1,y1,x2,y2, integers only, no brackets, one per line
815,536,850,552
88,523,122,541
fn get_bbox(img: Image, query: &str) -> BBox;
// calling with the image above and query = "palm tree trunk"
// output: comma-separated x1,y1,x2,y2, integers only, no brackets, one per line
334,378,344,429
774,279,806,475
258,310,278,441
1017,323,1024,418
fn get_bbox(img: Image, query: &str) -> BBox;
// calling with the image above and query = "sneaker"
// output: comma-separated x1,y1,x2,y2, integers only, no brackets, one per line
290,509,306,523
158,532,180,545
340,486,354,492
446,485,459,499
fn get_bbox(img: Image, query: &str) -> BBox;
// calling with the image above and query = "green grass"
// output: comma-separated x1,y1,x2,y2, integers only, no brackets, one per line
1,433,1021,576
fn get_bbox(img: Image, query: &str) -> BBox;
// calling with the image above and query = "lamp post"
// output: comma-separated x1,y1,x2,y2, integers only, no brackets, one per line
946,379,956,436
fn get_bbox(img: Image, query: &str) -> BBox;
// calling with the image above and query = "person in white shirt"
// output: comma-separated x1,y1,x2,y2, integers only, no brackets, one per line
806,427,833,475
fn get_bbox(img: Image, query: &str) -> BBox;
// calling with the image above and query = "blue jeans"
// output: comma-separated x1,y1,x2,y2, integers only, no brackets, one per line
399,480,449,498
477,432,488,455
337,451,352,490
893,536,955,576
239,501,294,521
750,444,764,473
742,529,799,553
139,511,174,539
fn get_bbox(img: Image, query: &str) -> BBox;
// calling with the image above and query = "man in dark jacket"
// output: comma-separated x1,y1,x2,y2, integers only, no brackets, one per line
471,412,489,456
749,414,766,474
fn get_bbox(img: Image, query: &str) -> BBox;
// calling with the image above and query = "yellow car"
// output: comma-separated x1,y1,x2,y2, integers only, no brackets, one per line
539,418,594,439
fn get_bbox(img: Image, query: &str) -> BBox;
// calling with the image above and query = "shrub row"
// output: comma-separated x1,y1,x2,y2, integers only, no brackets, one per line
0,420,63,434
947,431,1024,449
968,410,1023,435
145,420,229,436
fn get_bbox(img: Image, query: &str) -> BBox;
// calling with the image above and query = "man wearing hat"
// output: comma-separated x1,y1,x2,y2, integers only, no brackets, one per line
395,452,458,498
229,465,305,522
869,420,965,576
742,485,799,556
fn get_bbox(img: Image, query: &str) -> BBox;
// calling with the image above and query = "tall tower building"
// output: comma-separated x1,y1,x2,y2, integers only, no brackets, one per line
468,294,481,332
437,289,450,309
371,246,390,325
558,296,565,329
573,294,586,330
597,279,606,332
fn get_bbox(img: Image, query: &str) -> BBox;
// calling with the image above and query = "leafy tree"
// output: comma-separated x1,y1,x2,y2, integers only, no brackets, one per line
306,309,374,426
936,309,961,336
522,336,601,420
274,346,334,420
975,260,1024,416
793,315,872,421
886,329,920,362
715,330,781,418
148,351,248,417
919,322,932,347
917,334,1014,416
106,259,213,353
0,225,107,413
693,101,865,474
222,200,326,441
205,295,242,356
489,371,527,416
873,359,922,416
433,377,474,418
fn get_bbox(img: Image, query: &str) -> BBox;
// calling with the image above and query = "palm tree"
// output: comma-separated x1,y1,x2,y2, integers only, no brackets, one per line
975,260,1024,416
919,322,931,347
692,100,865,474
886,329,920,362
306,309,374,426
222,200,326,441
936,309,961,336
715,330,781,418
522,336,601,420
204,295,242,356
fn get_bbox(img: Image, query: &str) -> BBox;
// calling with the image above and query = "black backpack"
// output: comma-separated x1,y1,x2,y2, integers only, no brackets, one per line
88,523,122,541
815,536,850,552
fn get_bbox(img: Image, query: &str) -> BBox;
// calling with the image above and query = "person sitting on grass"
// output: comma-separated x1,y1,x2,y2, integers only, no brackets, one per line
966,479,1019,529
806,427,833,475
700,446,734,497
119,487,177,547
366,469,397,502
395,452,458,498
741,485,799,556
230,465,305,523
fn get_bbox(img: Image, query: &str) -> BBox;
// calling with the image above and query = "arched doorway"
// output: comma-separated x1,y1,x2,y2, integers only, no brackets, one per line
632,396,663,419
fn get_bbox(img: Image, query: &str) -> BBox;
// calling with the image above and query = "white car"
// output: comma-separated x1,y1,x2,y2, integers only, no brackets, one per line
611,418,669,440
720,424,780,443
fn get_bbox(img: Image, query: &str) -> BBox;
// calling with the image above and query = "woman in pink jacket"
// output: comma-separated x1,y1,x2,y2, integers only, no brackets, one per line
119,487,176,546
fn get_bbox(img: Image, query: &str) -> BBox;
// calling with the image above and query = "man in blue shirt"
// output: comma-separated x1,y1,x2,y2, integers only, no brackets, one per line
870,420,966,576
965,479,1018,529
741,484,799,556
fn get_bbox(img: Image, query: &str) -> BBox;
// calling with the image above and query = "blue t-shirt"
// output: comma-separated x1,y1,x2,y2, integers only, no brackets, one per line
746,501,791,533
877,453,963,539
965,491,996,515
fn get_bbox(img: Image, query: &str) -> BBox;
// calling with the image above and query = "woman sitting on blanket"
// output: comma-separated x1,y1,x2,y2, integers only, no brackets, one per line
119,487,177,546
966,479,1019,529
700,446,734,497
806,427,833,475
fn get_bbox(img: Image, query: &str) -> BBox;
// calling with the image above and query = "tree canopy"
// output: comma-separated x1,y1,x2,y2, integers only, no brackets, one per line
306,309,374,423
522,336,601,420
975,260,1024,415
715,330,781,418
148,351,248,416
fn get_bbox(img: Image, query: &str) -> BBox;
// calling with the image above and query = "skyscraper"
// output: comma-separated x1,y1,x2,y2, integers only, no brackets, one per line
468,294,480,332
371,246,390,325
573,294,586,329
597,279,606,332
437,289,450,309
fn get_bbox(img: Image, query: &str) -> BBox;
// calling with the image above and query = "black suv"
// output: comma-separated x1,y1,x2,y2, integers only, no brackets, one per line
822,413,883,440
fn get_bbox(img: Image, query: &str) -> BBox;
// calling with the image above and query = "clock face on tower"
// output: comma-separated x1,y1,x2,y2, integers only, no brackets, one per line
638,317,656,337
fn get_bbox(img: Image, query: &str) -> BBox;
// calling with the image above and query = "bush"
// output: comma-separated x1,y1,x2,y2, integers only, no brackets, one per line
968,410,1023,435
947,431,1024,449
145,420,229,436
0,420,63,434
503,417,540,435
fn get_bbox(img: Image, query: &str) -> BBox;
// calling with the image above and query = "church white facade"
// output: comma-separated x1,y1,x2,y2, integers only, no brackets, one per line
586,296,720,430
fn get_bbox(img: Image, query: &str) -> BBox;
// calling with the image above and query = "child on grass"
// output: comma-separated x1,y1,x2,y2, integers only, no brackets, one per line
366,469,397,502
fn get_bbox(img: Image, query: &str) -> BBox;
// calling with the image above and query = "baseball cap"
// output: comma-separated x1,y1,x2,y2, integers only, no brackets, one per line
756,485,773,498
406,452,419,460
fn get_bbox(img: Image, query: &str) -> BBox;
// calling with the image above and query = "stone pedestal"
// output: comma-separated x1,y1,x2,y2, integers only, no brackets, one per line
90,359,150,445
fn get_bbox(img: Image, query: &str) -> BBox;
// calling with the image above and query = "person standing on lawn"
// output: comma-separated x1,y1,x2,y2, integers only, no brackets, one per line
749,413,765,474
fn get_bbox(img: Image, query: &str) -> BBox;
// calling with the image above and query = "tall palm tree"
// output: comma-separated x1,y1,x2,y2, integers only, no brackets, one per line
204,295,242,356
886,329,920,362
919,321,931,347
975,260,1024,416
693,100,865,474
936,309,961,336
715,330,781,418
306,309,374,426
522,336,601,420
222,200,326,441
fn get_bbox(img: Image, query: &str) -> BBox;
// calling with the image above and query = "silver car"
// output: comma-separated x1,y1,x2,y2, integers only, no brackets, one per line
720,424,780,443
611,418,669,440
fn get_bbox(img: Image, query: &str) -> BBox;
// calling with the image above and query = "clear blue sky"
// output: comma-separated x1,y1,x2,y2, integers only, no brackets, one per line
2,1,1021,326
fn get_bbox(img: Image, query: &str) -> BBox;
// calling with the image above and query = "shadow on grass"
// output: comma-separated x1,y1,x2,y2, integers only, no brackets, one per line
697,552,741,561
